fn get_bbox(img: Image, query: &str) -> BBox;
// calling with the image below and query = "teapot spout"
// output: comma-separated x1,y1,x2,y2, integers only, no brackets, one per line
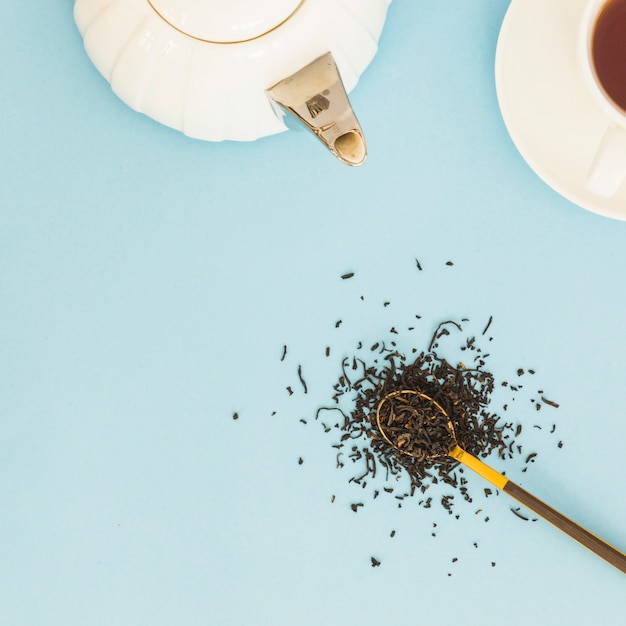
267,52,367,166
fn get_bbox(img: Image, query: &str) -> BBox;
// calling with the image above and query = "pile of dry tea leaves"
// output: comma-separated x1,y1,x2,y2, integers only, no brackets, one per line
313,319,560,516
230,262,564,572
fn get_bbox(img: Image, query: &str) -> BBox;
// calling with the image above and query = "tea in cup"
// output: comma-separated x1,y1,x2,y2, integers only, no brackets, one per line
582,0,626,197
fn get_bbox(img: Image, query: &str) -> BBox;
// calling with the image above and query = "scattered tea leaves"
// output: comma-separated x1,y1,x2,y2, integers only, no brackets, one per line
315,321,519,514
277,260,563,573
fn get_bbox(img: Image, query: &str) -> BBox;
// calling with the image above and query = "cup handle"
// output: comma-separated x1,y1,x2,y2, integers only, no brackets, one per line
586,124,626,198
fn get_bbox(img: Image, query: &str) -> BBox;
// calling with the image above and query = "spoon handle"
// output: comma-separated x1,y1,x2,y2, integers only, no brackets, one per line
450,445,626,574
502,481,626,574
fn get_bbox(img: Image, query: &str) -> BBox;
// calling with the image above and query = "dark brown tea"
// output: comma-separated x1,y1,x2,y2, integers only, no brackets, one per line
592,0,626,113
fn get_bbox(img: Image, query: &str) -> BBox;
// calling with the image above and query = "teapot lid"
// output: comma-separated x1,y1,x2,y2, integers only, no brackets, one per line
148,0,303,43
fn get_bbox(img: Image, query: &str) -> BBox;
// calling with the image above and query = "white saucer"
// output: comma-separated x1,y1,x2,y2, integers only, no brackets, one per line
495,0,626,220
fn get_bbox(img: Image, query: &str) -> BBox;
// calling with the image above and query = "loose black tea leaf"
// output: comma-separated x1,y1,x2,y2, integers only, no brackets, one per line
298,457,304,465
511,507,529,521
341,272,355,280
541,396,560,408
297,365,308,394
482,316,493,336
280,345,287,361
415,258,423,271
232,412,239,420
371,557,381,567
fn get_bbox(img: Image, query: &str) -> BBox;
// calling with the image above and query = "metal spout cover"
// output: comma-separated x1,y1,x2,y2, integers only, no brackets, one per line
267,52,367,166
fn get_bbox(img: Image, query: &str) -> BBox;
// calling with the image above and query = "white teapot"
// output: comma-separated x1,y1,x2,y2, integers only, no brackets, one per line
74,0,392,165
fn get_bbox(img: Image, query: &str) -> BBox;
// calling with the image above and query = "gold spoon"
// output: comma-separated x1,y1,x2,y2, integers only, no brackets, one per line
376,389,626,574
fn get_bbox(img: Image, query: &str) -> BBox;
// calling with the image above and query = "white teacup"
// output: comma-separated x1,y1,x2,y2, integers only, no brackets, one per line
581,0,626,197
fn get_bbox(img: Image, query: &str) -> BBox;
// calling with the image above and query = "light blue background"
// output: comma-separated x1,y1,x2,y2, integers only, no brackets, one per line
1,1,624,625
